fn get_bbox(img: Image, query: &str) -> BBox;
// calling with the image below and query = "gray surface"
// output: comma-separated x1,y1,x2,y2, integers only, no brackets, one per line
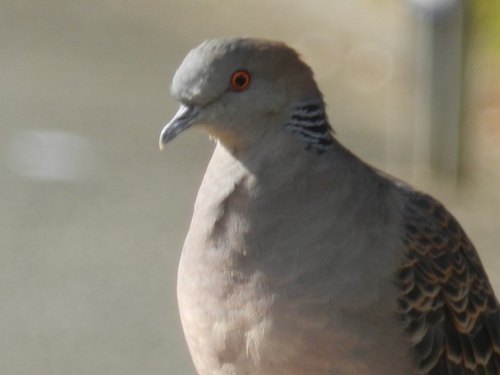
1,1,499,374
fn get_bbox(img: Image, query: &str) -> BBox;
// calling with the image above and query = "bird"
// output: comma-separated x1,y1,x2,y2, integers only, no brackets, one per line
159,37,500,375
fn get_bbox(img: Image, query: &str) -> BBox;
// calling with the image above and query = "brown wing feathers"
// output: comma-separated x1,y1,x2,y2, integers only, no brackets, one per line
398,191,500,374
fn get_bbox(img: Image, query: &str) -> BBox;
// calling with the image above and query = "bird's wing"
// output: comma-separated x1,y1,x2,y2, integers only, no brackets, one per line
398,190,500,375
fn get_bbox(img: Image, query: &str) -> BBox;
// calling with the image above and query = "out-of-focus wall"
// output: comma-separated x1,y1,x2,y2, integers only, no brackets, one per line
1,1,499,374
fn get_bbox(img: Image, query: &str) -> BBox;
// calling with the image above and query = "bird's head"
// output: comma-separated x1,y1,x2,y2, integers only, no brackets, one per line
160,38,330,152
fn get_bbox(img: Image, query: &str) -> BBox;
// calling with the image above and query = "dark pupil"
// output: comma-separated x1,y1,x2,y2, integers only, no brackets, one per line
234,74,247,86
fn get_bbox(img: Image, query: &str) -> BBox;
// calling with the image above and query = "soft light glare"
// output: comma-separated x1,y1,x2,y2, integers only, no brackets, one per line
5,130,97,182
406,0,459,15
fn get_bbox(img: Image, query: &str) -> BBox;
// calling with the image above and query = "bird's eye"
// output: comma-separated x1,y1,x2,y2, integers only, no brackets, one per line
230,70,251,91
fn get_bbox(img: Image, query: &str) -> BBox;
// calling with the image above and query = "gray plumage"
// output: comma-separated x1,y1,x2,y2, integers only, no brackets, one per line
159,37,500,375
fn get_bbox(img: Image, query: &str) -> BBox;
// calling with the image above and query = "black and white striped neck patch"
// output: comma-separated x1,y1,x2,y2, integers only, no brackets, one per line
284,100,334,154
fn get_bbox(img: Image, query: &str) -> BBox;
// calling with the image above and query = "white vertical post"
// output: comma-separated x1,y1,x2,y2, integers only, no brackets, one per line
408,0,464,178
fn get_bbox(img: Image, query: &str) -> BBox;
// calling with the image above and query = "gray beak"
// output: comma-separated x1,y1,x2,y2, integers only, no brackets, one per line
159,105,200,149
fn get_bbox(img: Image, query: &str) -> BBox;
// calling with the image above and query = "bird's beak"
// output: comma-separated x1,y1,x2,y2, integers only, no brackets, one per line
159,105,200,149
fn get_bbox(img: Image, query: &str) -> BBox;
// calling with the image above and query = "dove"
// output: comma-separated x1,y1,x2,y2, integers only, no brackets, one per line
159,37,500,375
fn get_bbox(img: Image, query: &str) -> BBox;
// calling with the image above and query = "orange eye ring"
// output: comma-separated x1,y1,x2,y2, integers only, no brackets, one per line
230,70,251,91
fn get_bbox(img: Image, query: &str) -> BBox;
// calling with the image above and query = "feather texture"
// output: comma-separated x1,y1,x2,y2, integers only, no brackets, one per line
284,100,334,153
398,190,500,374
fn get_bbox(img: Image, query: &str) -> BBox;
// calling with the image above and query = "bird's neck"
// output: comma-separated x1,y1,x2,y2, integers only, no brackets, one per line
212,129,323,193
192,135,366,242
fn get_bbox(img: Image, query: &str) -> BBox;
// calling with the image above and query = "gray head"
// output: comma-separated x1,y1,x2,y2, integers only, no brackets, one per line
160,38,332,152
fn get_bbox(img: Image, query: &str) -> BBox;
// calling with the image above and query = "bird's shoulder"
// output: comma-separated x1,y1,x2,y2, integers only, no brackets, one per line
393,182,500,375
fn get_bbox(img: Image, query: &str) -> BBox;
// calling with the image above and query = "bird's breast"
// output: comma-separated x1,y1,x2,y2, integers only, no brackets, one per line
176,147,413,374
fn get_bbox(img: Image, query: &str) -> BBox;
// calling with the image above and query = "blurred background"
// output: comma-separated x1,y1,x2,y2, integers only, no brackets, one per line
1,0,499,374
